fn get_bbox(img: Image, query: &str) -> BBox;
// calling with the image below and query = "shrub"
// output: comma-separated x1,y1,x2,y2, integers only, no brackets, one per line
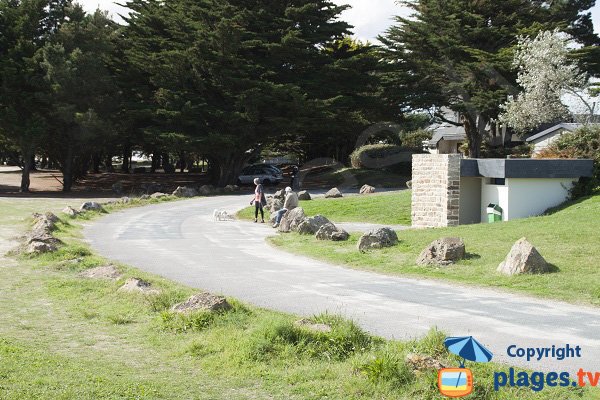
399,129,432,151
357,351,414,387
350,144,407,169
536,125,600,197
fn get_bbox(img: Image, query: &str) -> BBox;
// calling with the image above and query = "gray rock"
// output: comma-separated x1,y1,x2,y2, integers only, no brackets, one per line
172,293,231,313
80,201,104,212
32,212,59,232
357,228,398,252
118,278,159,294
26,230,61,246
198,185,215,196
120,197,132,204
294,319,332,333
267,198,284,213
26,241,57,254
62,206,79,218
315,223,350,241
325,187,343,198
150,192,167,199
112,181,124,195
416,237,466,266
359,184,376,195
224,184,240,193
497,238,550,275
140,183,164,194
298,190,312,201
279,207,306,233
273,189,286,200
297,215,331,235
172,186,197,198
406,180,413,189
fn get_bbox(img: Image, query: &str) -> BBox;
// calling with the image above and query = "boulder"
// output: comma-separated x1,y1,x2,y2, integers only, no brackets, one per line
78,265,122,280
25,230,61,246
273,189,286,200
150,192,167,199
298,190,312,201
267,198,283,213
294,319,332,333
198,185,215,196
416,237,466,267
140,194,151,200
325,187,343,198
357,228,398,252
140,183,164,194
172,186,197,198
26,241,57,254
315,222,350,242
120,196,132,204
172,292,231,313
359,184,375,195
297,215,331,235
32,212,59,232
118,278,159,294
278,207,306,233
406,180,413,189
62,206,79,218
497,238,551,276
112,181,124,195
224,184,240,193
80,201,104,212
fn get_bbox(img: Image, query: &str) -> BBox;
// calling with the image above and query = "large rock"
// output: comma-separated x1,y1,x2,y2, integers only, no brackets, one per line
118,278,159,294
150,192,167,199
273,189,286,200
140,183,164,194
324,187,343,198
497,238,551,276
298,190,312,201
357,228,398,252
198,185,215,196
26,241,57,254
406,180,413,189
172,293,231,313
267,197,283,213
80,201,104,212
25,230,61,246
224,184,240,193
32,212,59,232
172,186,197,198
359,185,375,195
62,206,79,218
278,207,306,233
315,222,350,242
297,215,331,235
120,196,132,204
416,238,466,266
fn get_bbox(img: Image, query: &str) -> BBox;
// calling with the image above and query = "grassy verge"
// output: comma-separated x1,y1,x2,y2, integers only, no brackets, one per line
0,199,591,398
270,194,600,306
304,167,409,189
238,191,412,225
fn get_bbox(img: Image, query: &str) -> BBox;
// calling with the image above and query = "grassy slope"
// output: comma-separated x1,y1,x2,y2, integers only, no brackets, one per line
238,191,412,225
0,198,589,399
270,194,600,305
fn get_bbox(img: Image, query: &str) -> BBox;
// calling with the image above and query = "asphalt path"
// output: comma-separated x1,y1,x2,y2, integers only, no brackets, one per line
84,195,600,373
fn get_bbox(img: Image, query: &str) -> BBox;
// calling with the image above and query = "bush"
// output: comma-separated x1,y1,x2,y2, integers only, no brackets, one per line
399,129,432,151
357,351,414,388
536,125,600,197
350,144,408,169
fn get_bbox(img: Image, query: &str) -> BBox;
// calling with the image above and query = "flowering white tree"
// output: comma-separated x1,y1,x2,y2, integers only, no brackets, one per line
500,29,594,133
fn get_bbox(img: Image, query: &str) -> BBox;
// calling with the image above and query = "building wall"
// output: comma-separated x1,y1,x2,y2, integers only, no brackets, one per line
481,180,510,222
459,177,482,225
412,154,461,228
505,178,574,220
531,129,567,154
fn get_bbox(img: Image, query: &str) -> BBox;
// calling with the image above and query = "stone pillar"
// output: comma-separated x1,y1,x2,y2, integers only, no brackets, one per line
411,154,461,228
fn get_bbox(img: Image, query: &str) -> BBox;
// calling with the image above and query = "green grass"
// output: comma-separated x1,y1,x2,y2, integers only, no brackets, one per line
0,198,594,398
238,191,412,225
270,194,600,306
306,167,409,189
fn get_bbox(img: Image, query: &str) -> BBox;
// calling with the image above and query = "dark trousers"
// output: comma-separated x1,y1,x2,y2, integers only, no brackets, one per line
254,202,264,220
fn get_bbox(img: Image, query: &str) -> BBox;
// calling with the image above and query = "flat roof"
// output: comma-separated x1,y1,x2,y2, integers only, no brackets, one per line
461,158,594,179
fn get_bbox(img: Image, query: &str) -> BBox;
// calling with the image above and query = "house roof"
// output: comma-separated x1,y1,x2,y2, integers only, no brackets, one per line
428,124,467,145
525,123,582,143
460,158,594,179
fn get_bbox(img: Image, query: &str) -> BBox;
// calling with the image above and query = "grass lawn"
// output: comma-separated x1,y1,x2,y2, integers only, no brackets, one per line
305,167,409,189
270,194,600,306
238,191,412,225
0,197,591,399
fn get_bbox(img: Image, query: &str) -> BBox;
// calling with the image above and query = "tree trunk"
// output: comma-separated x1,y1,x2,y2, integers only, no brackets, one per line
179,151,185,173
151,153,159,173
121,145,131,173
63,143,74,192
20,146,33,193
92,153,101,173
462,113,483,158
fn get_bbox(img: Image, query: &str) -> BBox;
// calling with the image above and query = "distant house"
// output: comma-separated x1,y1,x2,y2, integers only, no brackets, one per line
526,123,594,154
423,124,467,154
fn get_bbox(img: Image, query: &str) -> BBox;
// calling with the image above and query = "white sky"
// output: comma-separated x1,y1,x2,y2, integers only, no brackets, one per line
82,0,600,41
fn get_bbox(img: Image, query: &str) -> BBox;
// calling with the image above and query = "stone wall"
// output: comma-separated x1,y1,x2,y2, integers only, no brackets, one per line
411,154,461,228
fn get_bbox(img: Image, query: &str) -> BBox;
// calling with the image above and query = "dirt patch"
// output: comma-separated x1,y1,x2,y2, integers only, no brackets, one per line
294,319,332,333
118,278,159,294
78,265,122,280
405,353,446,372
172,293,231,313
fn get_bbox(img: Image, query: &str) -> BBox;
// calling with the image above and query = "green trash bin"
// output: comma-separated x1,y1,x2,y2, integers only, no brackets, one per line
487,204,503,223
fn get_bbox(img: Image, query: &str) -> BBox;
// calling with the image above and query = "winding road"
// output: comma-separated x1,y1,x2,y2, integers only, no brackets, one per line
84,195,600,372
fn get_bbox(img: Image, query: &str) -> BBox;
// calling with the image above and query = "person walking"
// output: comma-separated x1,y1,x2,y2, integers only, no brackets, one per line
253,178,266,223
272,187,299,228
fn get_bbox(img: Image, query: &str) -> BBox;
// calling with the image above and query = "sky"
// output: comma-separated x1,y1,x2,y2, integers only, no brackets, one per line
82,0,600,41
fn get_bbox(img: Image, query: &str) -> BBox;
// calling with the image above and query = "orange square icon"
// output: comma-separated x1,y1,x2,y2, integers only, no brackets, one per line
438,368,473,398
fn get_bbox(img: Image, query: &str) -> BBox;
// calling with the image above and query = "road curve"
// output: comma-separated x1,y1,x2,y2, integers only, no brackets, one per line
84,196,600,372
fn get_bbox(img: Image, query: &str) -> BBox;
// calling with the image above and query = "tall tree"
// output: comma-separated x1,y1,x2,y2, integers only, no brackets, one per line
380,0,600,157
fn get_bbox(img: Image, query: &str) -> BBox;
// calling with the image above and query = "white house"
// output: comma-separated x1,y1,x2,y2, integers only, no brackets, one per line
526,123,595,154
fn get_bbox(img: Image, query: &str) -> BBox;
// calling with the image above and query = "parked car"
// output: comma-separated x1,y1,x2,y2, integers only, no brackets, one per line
237,165,284,185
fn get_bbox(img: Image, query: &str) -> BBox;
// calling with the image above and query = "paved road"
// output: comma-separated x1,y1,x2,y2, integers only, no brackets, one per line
85,196,600,372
